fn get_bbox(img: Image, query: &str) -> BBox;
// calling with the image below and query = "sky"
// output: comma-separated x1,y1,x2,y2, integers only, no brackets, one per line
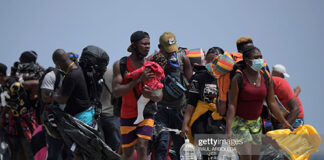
1,0,324,158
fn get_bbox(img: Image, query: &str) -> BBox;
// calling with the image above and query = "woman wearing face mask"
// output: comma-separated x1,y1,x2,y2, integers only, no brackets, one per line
226,46,293,160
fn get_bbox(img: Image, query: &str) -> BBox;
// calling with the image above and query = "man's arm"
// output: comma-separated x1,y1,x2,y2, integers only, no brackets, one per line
267,80,293,130
112,60,154,98
285,97,300,125
52,73,75,104
41,89,53,103
294,86,301,97
52,91,69,104
181,104,195,137
23,80,39,100
22,80,39,90
142,85,163,102
40,72,56,103
182,54,193,83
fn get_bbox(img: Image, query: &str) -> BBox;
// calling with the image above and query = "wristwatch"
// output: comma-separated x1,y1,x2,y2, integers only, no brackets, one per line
49,91,54,97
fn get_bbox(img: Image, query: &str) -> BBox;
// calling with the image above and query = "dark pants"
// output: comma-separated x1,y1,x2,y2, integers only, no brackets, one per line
100,115,121,151
45,132,64,160
7,134,33,160
154,106,184,160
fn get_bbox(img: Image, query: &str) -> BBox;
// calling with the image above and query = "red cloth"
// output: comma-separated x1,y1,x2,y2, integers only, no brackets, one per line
295,96,304,118
273,77,304,118
7,109,38,142
236,71,267,120
125,61,165,93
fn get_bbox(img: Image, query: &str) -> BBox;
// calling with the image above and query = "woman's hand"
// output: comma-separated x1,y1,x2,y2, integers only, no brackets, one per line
226,127,233,139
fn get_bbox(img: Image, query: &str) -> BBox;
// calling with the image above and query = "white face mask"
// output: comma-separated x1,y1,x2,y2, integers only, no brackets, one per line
249,59,264,71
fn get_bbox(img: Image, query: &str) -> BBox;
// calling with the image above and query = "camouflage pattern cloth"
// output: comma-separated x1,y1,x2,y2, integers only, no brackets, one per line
232,116,262,145
11,62,45,81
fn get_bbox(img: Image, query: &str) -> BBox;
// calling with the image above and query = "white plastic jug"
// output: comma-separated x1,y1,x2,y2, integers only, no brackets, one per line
180,138,197,160
217,143,238,160
195,146,202,160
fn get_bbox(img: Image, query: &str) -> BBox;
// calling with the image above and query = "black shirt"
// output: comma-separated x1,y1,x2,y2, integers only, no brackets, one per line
60,66,90,116
187,70,218,107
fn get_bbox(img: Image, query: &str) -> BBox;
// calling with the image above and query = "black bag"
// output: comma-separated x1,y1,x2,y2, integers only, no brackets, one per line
191,111,225,135
206,116,226,134
143,101,158,115
52,108,120,160
163,74,187,99
79,45,109,120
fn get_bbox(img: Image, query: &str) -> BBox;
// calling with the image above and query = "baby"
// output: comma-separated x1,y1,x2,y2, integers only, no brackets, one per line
125,60,165,124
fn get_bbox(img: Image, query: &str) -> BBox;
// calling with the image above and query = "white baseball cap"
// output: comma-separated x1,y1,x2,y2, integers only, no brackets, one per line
272,64,290,78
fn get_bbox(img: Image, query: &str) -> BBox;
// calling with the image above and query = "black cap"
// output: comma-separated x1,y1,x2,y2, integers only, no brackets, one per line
0,63,7,76
127,31,150,52
20,50,38,63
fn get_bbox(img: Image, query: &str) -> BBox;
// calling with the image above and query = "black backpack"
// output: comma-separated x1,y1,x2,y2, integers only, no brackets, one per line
79,45,109,120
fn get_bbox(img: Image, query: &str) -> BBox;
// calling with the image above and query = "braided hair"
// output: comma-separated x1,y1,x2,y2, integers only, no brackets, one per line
242,46,260,60
206,47,224,56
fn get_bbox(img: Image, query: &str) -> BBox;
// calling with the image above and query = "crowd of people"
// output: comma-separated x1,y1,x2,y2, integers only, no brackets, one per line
0,31,305,160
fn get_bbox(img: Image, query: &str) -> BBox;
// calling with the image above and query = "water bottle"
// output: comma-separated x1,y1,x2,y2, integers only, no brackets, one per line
217,143,238,160
180,138,197,160
196,146,202,160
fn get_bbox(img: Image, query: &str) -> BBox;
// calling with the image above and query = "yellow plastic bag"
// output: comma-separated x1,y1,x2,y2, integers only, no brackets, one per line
267,125,321,160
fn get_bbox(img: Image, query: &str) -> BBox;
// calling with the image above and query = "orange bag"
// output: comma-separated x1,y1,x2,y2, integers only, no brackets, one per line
229,52,243,63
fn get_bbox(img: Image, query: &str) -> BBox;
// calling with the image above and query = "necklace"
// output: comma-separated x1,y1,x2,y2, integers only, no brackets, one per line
253,82,257,86
64,62,75,77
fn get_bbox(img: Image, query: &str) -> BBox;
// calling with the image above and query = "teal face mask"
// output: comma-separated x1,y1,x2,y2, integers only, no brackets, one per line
250,59,264,71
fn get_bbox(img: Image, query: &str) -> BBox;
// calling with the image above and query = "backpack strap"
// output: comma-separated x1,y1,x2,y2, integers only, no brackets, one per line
261,67,271,89
52,68,62,92
119,56,128,78
102,78,112,94
119,56,140,100
235,68,271,90
235,69,244,90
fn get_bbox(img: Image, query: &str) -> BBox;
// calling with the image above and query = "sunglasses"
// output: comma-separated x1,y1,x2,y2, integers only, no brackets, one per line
69,54,79,59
